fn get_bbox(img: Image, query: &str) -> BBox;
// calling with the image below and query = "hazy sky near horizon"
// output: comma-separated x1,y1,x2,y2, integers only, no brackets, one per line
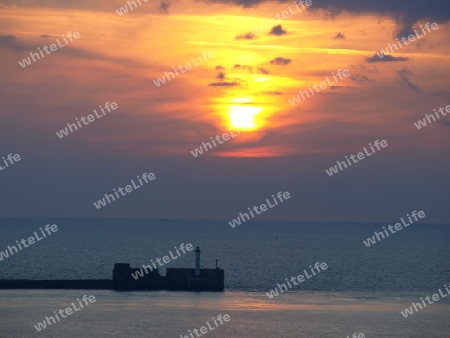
0,0,449,222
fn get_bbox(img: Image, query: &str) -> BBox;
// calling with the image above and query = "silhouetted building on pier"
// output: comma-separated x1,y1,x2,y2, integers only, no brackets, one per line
0,246,224,291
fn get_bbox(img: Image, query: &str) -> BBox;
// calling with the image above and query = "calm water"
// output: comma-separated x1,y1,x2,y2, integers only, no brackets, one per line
0,218,449,337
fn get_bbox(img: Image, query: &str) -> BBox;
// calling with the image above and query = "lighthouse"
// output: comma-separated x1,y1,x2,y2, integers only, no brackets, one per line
195,246,201,276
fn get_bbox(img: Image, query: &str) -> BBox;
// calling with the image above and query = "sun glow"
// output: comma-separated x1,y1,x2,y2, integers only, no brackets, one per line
228,105,262,130
231,98,252,103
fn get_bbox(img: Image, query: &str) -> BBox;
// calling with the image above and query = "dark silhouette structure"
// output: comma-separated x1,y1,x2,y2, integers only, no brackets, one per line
0,246,224,291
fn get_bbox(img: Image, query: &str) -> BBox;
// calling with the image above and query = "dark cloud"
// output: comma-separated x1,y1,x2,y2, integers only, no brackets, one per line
2,0,450,38
159,1,171,12
396,67,422,94
269,25,287,36
397,68,412,77
439,120,450,127
208,82,241,86
258,67,269,74
334,32,346,39
205,0,450,38
429,91,450,97
398,77,422,94
232,64,252,73
216,71,226,80
358,64,378,74
1,35,146,68
0,34,15,42
208,72,246,86
350,74,374,83
260,91,282,95
212,66,248,86
40,34,50,38
235,32,256,40
0,34,28,52
270,57,291,66
366,54,409,63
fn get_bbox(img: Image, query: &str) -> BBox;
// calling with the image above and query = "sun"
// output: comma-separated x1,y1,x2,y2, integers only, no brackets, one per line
228,105,262,131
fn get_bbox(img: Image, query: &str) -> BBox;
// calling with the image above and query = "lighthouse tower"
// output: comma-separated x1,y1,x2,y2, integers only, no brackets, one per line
194,246,201,276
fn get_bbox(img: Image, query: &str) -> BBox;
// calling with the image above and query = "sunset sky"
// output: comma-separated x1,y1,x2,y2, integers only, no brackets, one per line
1,0,449,222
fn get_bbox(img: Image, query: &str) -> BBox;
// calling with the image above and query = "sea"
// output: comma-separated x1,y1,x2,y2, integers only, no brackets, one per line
0,218,449,337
